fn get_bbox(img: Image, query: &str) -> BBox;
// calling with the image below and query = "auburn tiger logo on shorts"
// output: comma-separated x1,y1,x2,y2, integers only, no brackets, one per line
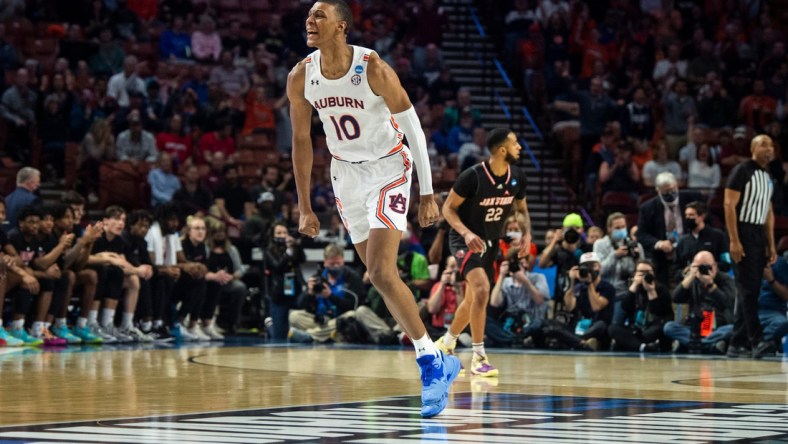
389,193,407,214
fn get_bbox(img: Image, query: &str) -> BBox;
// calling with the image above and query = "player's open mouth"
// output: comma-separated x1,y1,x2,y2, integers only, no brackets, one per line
307,31,318,36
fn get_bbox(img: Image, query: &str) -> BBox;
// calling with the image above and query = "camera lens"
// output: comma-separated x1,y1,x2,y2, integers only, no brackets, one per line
564,228,580,244
644,273,654,284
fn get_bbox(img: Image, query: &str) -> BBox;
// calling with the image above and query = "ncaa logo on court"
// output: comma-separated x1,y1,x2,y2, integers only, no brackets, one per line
351,75,362,85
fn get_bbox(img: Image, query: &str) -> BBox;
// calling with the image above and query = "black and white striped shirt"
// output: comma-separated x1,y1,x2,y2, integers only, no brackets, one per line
726,160,774,225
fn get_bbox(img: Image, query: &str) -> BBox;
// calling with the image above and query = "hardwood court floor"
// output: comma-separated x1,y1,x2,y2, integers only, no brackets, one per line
1,343,787,430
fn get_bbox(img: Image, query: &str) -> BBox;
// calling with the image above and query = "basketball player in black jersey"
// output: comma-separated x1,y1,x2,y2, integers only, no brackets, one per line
436,128,531,376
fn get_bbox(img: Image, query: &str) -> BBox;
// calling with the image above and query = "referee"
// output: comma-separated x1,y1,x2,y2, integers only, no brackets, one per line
723,134,777,359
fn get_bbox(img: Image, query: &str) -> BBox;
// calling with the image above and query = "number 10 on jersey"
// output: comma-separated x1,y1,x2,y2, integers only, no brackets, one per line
330,115,360,141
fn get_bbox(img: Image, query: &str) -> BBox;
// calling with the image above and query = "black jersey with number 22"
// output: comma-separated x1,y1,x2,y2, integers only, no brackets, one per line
451,161,527,240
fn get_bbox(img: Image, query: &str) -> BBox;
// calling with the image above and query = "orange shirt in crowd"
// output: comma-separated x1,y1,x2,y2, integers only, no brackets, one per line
242,93,276,135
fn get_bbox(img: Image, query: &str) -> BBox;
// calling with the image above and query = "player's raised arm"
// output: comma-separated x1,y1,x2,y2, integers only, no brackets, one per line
287,60,320,237
367,53,438,227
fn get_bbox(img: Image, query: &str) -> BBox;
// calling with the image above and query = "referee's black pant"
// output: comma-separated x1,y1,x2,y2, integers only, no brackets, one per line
731,223,766,348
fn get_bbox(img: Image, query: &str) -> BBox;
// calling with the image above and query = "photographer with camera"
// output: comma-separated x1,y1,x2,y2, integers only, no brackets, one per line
663,251,735,353
543,252,615,351
263,222,306,341
608,260,673,352
288,244,364,343
424,255,464,339
594,212,644,298
487,250,549,347
757,257,788,356
539,213,589,306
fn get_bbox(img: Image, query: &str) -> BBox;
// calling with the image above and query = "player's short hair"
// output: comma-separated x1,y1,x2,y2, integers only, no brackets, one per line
127,209,154,228
686,201,707,216
318,0,353,36
17,205,42,224
61,190,86,206
486,128,512,151
324,243,343,259
50,202,72,220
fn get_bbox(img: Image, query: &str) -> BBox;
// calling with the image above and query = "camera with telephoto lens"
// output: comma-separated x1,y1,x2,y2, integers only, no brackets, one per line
578,263,599,281
624,238,639,257
643,272,655,284
508,257,521,273
697,264,712,276
563,227,580,244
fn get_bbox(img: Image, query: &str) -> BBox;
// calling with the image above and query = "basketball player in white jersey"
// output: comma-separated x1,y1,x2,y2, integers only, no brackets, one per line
286,0,460,417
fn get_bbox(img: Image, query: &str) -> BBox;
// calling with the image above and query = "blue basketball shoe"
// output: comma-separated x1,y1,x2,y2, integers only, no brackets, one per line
417,350,461,418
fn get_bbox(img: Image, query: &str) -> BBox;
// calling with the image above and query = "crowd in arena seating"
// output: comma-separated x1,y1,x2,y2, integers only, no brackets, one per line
0,0,786,359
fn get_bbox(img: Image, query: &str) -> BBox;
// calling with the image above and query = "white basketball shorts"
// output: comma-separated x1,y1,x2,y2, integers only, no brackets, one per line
330,146,412,244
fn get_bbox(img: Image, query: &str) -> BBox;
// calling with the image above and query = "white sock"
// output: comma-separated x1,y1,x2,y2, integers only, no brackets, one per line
141,321,152,332
87,310,98,324
77,317,88,328
472,342,486,356
0,319,3,326
121,313,134,330
12,319,24,330
32,321,44,334
442,331,458,348
55,318,67,327
413,334,438,358
100,308,116,328
153,319,163,328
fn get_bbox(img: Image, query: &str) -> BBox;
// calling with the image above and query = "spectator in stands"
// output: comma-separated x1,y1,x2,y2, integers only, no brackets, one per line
222,20,251,58
720,126,752,171
488,249,549,348
109,0,143,42
622,86,654,141
171,164,211,222
38,94,69,178
594,212,644,306
443,88,481,129
539,217,585,307
88,27,125,76
0,23,20,82
697,79,736,129
653,43,687,86
147,152,180,207
608,259,673,352
675,201,730,278
115,112,157,164
289,244,365,343
457,127,489,171
201,150,226,193
686,142,721,189
424,255,463,339
156,114,192,165
598,140,641,197
546,252,614,351
197,118,235,164
159,15,191,60
210,50,250,98
739,78,777,133
264,221,306,340
446,109,477,156
642,140,682,187
107,55,146,108
78,118,115,203
688,41,722,86
2,68,37,161
586,226,604,246
428,68,460,107
191,15,222,63
241,85,285,136
662,79,697,158
637,172,701,283
578,76,616,161
210,164,250,230
679,122,718,171
664,251,735,354
759,257,788,353
5,167,41,229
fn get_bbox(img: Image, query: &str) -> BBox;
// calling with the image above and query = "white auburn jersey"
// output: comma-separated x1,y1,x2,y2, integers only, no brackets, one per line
304,45,404,163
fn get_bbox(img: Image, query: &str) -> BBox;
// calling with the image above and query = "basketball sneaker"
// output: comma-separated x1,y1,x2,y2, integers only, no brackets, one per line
119,326,154,343
51,325,82,345
8,326,43,346
172,322,199,342
418,350,461,418
202,324,225,341
470,353,499,377
188,324,211,342
0,326,24,346
88,322,118,343
101,324,133,343
31,326,67,346
147,325,174,342
73,325,103,344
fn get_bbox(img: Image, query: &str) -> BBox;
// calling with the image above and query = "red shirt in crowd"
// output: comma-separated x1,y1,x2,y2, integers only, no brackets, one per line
242,96,276,135
429,281,460,329
127,0,158,20
156,132,193,164
197,131,235,164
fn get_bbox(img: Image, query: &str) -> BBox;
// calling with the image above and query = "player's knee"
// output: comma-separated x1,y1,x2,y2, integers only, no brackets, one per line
65,270,76,285
125,275,140,291
367,266,398,291
81,269,98,286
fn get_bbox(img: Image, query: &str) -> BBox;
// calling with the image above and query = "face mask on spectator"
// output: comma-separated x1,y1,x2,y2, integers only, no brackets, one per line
506,231,522,240
685,218,697,231
612,228,627,242
326,266,342,276
659,190,678,205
